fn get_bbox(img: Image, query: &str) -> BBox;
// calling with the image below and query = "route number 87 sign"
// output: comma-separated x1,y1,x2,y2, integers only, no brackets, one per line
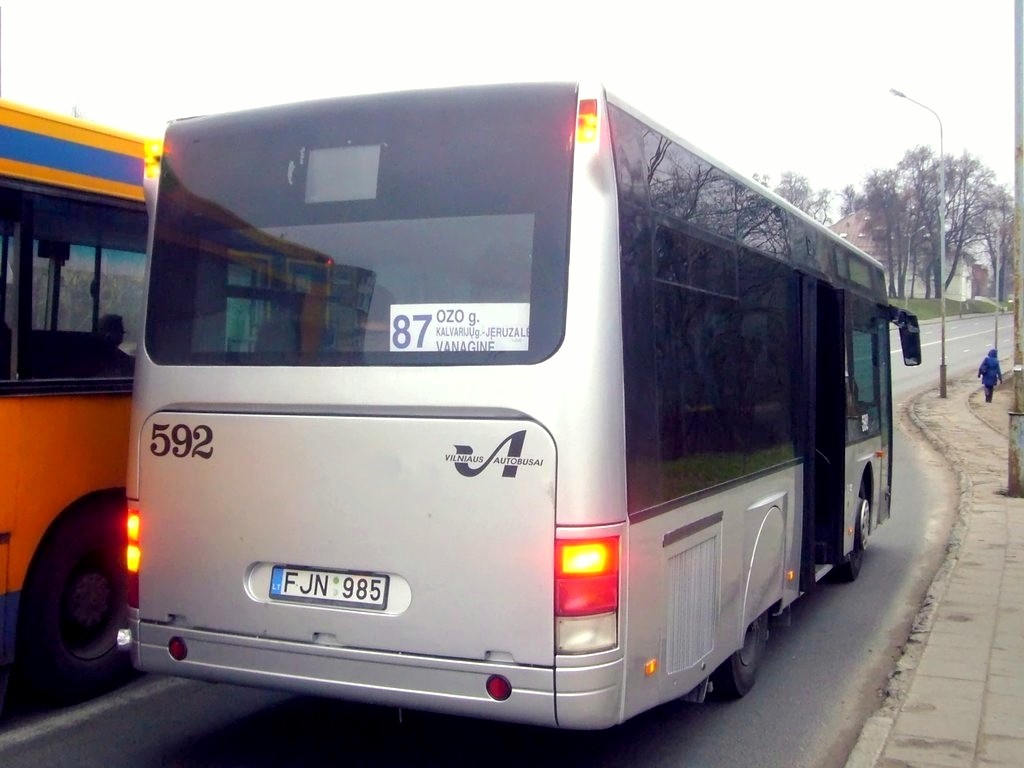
389,303,530,353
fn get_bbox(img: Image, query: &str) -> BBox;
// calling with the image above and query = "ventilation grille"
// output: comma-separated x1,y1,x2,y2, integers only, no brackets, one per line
666,535,719,674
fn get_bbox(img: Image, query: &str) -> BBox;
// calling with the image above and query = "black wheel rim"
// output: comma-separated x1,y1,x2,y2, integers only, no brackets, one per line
59,550,117,660
737,615,765,669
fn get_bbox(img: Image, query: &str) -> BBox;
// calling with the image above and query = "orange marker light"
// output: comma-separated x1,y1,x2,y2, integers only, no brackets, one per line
126,508,141,606
576,99,599,143
644,658,658,676
127,512,140,543
127,544,141,573
126,509,141,573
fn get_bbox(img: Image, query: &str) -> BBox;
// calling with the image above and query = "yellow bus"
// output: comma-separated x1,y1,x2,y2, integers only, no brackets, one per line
0,99,149,710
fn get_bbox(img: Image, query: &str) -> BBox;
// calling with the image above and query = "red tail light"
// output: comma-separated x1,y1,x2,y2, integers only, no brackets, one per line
555,537,619,616
554,536,620,653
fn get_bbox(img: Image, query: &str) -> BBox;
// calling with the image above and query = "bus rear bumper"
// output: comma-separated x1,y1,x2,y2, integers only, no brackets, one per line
131,618,624,729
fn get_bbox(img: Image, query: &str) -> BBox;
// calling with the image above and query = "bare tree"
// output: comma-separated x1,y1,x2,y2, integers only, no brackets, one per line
773,172,834,225
656,136,1011,305
943,152,996,294
809,188,835,225
893,146,945,298
839,185,860,218
894,147,937,299
979,183,1014,302
775,172,814,211
861,168,904,298
840,146,1007,303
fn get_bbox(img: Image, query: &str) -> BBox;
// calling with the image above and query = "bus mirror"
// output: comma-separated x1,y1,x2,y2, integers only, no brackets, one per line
890,308,921,366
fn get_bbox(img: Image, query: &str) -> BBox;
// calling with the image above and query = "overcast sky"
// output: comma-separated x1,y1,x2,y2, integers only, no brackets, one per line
0,0,1017,195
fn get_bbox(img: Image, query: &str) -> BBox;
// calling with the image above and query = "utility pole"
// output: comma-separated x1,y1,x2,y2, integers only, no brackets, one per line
1009,0,1024,495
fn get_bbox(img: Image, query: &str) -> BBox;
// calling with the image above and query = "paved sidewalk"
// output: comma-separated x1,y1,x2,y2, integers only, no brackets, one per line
846,373,1024,767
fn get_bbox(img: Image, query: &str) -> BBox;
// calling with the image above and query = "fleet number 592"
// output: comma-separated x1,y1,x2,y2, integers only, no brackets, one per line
150,423,214,459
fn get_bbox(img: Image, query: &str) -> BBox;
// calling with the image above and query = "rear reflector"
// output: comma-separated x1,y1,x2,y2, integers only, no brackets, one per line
168,636,188,661
485,675,512,701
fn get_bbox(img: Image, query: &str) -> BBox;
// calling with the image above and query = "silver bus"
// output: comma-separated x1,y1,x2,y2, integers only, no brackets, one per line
125,82,921,729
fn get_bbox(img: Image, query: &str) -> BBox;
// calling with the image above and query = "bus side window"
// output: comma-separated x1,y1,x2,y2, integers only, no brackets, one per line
95,314,134,376
26,241,136,379
21,198,146,381
1,222,10,380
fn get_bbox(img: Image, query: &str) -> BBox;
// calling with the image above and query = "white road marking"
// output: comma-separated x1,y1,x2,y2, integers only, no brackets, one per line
0,677,189,751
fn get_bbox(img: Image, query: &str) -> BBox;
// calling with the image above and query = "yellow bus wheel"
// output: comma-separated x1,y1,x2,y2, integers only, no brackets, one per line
14,493,133,704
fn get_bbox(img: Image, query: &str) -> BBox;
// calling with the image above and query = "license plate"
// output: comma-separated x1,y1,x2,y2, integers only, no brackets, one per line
270,565,389,610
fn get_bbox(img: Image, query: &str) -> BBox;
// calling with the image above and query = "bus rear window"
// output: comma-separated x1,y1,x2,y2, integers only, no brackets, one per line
146,84,576,366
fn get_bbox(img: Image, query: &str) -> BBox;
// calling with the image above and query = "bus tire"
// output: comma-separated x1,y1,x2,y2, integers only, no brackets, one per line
836,486,870,583
14,493,132,704
710,611,768,700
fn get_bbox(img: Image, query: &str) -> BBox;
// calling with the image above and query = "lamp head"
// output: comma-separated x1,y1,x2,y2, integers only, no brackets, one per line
890,88,906,98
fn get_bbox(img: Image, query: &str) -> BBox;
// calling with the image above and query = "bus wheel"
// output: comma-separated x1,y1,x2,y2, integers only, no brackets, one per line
710,611,768,699
15,495,132,704
836,488,870,583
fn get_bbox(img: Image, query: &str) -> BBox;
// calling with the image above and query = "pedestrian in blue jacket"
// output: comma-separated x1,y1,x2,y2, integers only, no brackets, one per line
978,348,1003,403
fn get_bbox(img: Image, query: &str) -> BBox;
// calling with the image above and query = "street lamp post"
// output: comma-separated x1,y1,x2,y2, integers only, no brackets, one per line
891,88,947,398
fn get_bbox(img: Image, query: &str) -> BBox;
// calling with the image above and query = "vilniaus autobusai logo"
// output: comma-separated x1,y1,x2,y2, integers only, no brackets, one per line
446,430,544,478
